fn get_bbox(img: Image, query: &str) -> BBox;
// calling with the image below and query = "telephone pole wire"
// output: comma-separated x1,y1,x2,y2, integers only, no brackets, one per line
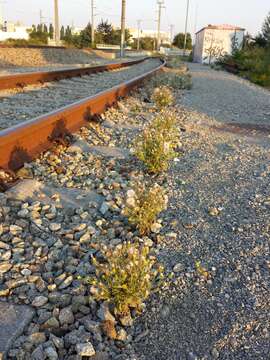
54,0,60,45
120,0,126,57
91,0,95,47
157,0,164,52
183,0,190,56
137,19,142,51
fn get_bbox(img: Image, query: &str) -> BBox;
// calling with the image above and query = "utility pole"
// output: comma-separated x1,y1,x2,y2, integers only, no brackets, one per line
170,24,174,48
137,19,142,51
183,0,190,56
39,10,45,31
193,2,198,42
91,0,95,48
54,0,60,45
0,1,5,29
39,10,43,25
157,0,164,52
120,0,126,57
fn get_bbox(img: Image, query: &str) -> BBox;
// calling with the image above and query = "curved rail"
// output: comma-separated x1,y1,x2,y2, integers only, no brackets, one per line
0,57,147,91
0,58,165,171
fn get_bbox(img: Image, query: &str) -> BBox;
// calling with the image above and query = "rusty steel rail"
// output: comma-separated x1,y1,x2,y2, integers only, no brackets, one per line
0,57,148,91
0,59,165,171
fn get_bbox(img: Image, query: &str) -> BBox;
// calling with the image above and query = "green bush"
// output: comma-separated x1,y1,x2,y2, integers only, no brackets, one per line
150,70,192,90
218,47,270,87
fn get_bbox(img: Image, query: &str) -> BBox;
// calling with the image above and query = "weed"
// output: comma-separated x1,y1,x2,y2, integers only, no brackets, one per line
149,70,192,90
151,86,174,109
134,110,179,173
124,183,168,235
89,242,164,315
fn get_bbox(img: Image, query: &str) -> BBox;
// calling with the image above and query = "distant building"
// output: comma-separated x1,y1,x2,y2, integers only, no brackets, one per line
129,28,171,45
0,21,29,41
71,26,84,35
194,24,245,64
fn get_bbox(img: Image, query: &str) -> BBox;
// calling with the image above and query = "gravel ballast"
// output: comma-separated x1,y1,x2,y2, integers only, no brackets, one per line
0,63,269,359
0,58,160,130
0,47,115,72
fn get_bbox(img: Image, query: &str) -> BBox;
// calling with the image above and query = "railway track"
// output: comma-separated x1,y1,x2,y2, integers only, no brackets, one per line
0,57,165,172
0,57,147,91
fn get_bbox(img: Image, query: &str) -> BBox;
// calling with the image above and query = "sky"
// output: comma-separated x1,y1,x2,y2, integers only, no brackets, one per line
2,0,270,37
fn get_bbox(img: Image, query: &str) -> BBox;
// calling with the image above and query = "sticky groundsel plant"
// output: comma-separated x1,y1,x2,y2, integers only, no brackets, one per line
134,110,179,173
124,182,168,235
151,85,174,109
89,242,164,315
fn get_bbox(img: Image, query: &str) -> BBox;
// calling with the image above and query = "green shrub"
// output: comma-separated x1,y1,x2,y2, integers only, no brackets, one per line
166,56,187,70
124,183,167,235
134,110,179,173
1,38,48,46
89,242,164,315
151,86,174,109
149,70,192,90
218,47,270,87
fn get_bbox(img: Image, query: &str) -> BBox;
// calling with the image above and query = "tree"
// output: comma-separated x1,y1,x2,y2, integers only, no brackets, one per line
43,24,48,34
37,24,43,33
49,23,54,39
111,28,132,45
262,12,270,45
64,26,73,44
29,25,49,44
96,20,113,43
60,25,65,40
254,33,267,48
80,23,93,47
132,37,155,50
173,32,192,49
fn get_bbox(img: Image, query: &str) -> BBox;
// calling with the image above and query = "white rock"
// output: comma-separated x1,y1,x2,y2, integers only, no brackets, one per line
127,189,136,198
151,222,162,233
49,223,61,232
21,268,32,276
76,343,95,357
32,296,48,307
173,263,184,273
126,197,136,207
18,209,29,218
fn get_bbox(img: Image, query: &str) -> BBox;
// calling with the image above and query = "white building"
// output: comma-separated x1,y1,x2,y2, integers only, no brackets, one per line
129,28,171,45
0,22,29,41
194,24,245,64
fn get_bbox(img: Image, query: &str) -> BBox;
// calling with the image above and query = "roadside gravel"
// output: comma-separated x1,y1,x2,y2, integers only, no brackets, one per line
0,58,160,130
181,63,270,125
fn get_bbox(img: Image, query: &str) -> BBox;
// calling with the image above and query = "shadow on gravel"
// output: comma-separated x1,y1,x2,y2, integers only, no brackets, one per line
134,132,269,360
135,289,226,360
